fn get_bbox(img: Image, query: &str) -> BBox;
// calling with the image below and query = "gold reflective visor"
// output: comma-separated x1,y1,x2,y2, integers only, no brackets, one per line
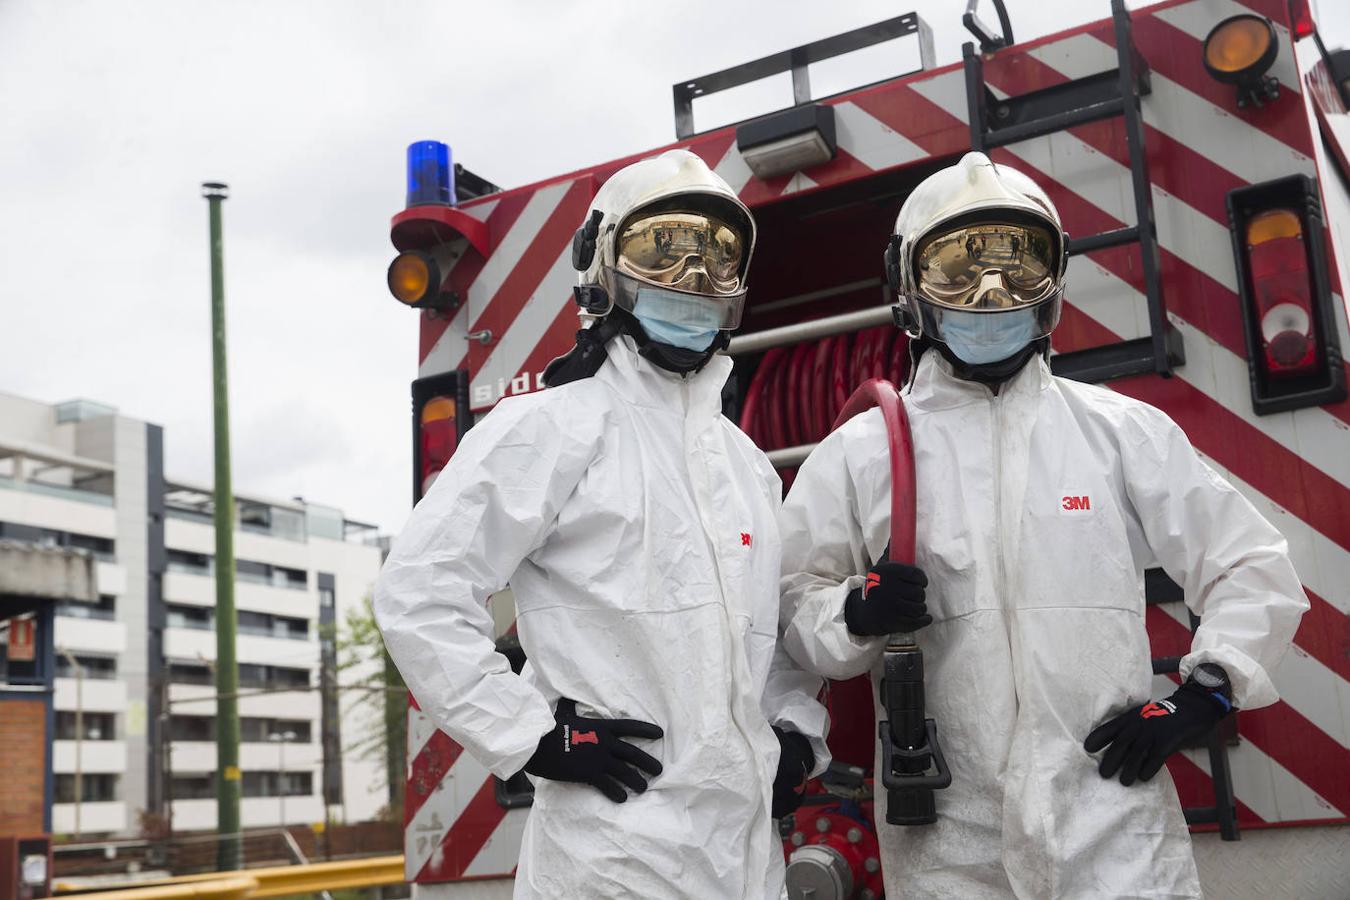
616,211,746,295
914,222,1056,310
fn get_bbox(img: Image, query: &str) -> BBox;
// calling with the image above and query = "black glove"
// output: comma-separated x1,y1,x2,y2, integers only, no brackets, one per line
1084,669,1233,786
522,699,664,802
844,558,931,636
771,727,815,819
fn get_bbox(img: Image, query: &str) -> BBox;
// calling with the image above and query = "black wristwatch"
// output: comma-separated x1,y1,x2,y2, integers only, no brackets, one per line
1189,662,1233,713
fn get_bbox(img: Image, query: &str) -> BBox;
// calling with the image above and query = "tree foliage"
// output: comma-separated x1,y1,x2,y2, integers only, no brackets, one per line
337,596,407,819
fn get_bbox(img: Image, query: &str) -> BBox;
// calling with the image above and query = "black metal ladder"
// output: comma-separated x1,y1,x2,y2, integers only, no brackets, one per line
962,0,1184,383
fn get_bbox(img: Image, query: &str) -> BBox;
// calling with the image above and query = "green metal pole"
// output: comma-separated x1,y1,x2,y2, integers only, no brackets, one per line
203,181,241,871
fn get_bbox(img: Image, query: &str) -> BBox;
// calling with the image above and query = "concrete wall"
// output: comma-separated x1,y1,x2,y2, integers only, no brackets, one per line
102,417,152,832
0,391,61,448
0,542,95,602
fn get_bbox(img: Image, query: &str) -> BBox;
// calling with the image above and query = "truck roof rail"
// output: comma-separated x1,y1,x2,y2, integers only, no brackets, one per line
672,11,935,140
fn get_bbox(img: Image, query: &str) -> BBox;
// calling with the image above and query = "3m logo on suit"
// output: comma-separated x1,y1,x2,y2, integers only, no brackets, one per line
1061,495,1091,512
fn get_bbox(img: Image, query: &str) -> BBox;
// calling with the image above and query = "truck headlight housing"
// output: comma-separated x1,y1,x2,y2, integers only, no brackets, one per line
1203,15,1280,108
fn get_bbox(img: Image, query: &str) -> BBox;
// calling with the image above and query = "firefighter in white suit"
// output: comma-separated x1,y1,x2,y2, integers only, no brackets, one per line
778,152,1308,898
376,149,828,899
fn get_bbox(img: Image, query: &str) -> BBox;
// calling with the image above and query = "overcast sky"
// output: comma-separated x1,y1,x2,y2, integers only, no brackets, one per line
2,1,1345,537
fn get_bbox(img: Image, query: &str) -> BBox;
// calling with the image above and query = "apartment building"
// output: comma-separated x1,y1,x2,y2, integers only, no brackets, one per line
0,391,387,838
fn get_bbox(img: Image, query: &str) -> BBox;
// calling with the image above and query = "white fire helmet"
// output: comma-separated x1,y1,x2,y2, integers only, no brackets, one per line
885,152,1069,363
572,149,756,332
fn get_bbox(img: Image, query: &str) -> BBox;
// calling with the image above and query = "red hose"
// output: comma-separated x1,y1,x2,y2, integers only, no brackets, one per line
739,347,786,446
872,327,894,381
785,342,815,447
767,345,790,450
829,334,852,423
849,328,873,394
831,379,916,564
809,337,835,443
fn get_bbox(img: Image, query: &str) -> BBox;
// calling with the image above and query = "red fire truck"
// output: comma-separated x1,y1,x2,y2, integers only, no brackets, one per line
386,0,1350,895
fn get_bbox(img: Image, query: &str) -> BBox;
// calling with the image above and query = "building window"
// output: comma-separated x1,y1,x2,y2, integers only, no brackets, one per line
235,560,308,590
55,711,117,741
55,774,119,803
55,595,117,621
167,662,213,686
239,718,312,744
237,502,308,542
237,611,309,640
241,771,312,798
66,532,115,560
55,654,117,680
165,504,213,524
238,664,310,690
0,522,115,561
166,549,212,575
319,587,334,608
170,774,216,800
171,717,313,744
166,550,308,590
166,604,213,630
169,715,214,742
167,607,309,640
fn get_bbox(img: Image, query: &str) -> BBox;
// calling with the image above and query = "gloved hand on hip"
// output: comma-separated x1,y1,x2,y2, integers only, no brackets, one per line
523,698,664,802
845,554,931,636
771,727,815,818
1084,666,1233,786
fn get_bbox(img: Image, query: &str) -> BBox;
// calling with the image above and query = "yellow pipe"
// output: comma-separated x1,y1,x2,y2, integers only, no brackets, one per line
55,856,406,898
247,855,406,898
57,876,258,900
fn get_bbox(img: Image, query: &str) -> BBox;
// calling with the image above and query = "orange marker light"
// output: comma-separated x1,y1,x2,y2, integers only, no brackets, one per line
1202,14,1280,108
388,252,433,306
1204,17,1273,75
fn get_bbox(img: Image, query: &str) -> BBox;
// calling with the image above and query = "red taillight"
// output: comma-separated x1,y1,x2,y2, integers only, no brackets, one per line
1246,209,1317,377
420,396,457,495
1227,174,1346,414
1288,0,1315,40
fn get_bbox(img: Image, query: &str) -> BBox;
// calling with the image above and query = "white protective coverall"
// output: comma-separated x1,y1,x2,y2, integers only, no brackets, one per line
376,334,828,899
779,349,1307,898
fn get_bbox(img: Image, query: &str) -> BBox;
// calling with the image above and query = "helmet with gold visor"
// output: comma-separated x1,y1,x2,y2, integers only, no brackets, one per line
573,150,755,334
885,152,1068,365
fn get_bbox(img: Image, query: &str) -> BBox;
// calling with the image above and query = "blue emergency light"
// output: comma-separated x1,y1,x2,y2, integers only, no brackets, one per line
406,140,454,208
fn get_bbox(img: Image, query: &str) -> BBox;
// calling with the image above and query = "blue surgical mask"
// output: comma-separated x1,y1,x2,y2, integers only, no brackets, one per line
632,287,723,352
936,307,1039,365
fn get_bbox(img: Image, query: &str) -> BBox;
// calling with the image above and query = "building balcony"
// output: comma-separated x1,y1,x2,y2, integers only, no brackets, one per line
163,570,317,619
167,684,322,720
0,477,118,536
162,570,213,607
243,794,324,829
170,794,325,831
54,677,126,713
164,625,216,662
166,518,310,569
53,740,127,774
52,801,127,836
164,627,320,669
169,740,322,774
54,616,127,655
